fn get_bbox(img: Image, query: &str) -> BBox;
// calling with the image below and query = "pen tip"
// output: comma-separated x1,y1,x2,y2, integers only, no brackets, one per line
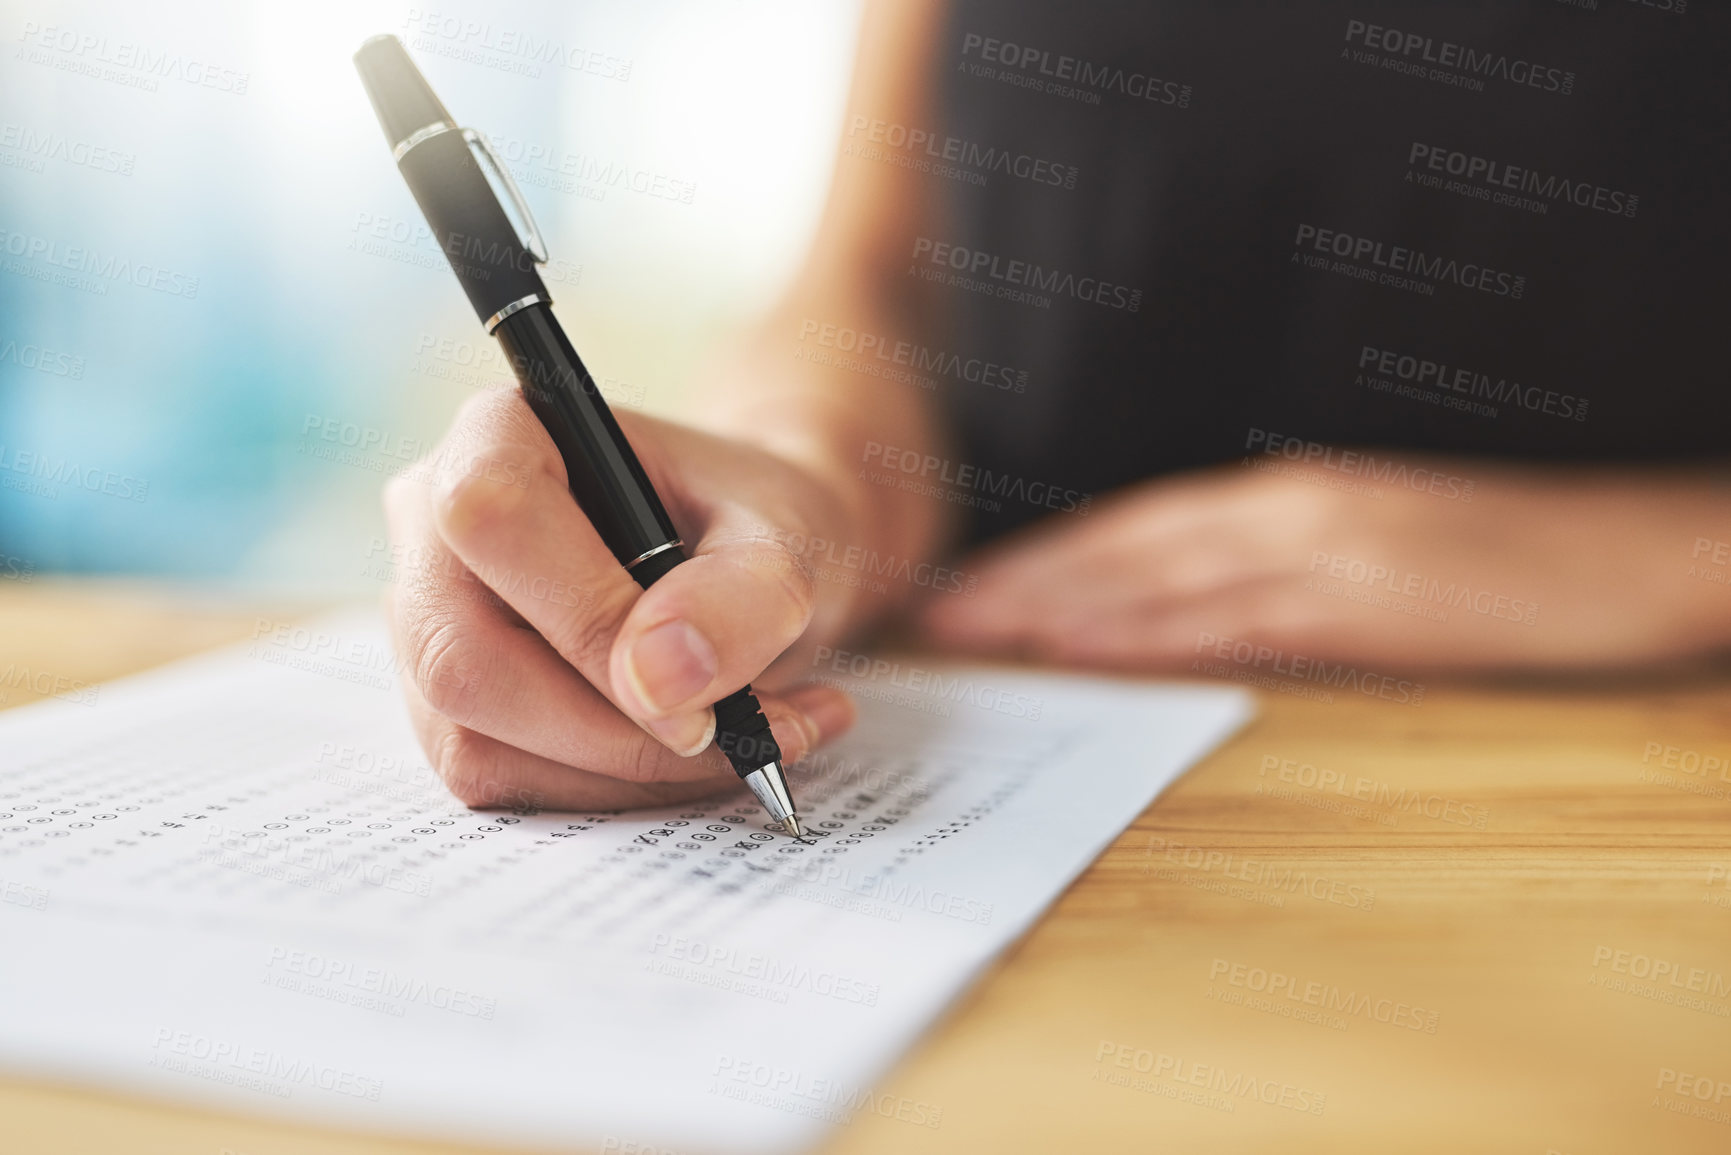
741,763,802,836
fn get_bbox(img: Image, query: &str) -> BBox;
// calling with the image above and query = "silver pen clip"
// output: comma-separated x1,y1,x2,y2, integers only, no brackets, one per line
462,126,548,265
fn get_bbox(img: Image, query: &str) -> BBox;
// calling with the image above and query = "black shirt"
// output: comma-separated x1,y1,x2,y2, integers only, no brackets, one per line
920,0,1728,543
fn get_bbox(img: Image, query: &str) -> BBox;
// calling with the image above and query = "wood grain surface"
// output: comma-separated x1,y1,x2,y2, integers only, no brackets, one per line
3,579,1728,1154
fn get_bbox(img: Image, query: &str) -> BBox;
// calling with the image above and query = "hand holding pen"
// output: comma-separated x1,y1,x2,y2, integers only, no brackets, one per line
357,37,861,823
378,395,857,819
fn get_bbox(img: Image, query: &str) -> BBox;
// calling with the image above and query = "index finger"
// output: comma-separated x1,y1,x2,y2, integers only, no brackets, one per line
422,390,706,732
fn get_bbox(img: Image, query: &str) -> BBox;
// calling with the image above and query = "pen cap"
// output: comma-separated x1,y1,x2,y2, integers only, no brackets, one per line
354,34,452,150
354,35,549,327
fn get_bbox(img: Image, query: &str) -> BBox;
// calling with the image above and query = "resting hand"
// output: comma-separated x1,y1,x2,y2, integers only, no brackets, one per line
920,461,1731,673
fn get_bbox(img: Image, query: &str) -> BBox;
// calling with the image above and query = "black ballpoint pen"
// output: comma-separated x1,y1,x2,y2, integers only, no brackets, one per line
353,35,804,836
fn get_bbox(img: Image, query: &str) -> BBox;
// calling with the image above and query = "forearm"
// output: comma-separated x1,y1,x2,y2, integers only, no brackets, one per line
1487,464,1731,664
683,0,949,635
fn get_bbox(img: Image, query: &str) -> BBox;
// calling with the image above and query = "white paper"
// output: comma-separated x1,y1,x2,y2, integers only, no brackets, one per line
0,611,1250,1153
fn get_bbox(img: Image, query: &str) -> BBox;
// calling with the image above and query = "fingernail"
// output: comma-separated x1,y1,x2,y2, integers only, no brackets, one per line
647,709,715,759
625,619,718,714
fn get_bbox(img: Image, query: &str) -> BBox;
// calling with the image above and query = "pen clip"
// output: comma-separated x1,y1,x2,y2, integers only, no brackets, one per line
462,127,548,265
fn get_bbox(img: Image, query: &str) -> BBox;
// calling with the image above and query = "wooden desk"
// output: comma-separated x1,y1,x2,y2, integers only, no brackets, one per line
4,580,1729,1154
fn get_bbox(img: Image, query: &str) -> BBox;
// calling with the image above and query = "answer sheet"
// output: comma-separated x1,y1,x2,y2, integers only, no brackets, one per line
0,612,1250,1153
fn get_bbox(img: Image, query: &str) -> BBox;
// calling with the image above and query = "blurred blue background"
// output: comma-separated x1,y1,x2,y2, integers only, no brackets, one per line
0,0,858,593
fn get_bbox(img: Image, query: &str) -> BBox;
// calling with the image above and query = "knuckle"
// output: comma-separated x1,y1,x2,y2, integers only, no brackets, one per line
574,724,701,785
432,725,496,807
624,728,696,784
749,540,818,638
542,591,633,673
453,385,523,431
457,390,561,474
406,613,488,725
391,544,445,602
432,451,532,537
